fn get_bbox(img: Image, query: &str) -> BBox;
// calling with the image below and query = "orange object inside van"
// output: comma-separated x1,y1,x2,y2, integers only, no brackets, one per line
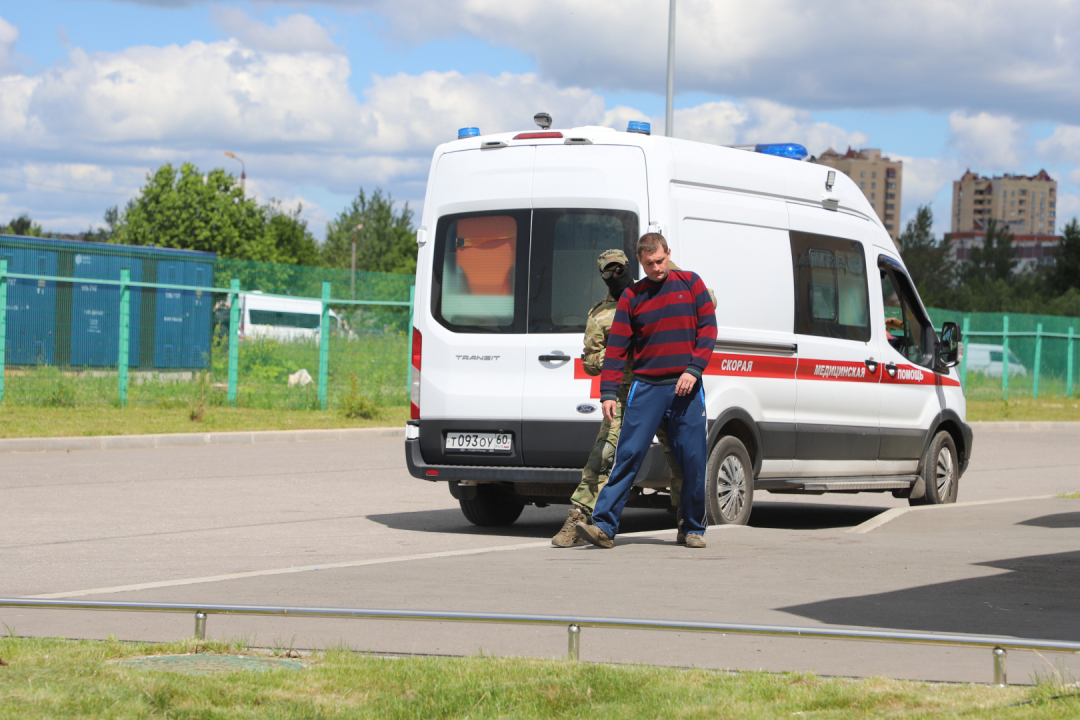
455,216,516,295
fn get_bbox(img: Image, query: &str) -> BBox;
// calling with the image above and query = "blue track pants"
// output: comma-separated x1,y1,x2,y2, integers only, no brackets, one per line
591,380,708,540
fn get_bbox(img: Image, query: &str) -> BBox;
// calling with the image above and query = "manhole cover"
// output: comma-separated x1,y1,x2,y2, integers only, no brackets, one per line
116,654,304,676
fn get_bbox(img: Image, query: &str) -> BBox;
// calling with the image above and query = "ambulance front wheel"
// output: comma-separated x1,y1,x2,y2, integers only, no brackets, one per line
457,484,525,526
909,431,959,506
705,436,754,525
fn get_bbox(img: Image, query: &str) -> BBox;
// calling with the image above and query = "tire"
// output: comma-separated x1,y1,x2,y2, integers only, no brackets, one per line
705,436,754,525
910,431,959,506
458,484,525,526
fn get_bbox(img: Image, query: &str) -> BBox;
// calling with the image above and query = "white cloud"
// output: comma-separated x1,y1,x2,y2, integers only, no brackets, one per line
1057,192,1080,227
212,8,340,54
0,16,21,76
1037,125,1080,166
948,112,1025,171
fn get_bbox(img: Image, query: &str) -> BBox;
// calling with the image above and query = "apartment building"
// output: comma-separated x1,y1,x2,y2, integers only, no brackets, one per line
949,231,1060,274
951,170,1057,235
818,148,903,240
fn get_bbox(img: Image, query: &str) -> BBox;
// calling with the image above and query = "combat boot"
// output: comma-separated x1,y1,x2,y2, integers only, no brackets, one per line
575,522,613,549
552,507,586,547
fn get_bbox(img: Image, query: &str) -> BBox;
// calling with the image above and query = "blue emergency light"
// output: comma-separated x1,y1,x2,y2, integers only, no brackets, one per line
458,127,480,139
755,143,808,160
627,121,651,135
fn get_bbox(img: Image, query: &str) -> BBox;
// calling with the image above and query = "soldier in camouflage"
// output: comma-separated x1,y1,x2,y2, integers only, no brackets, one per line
551,249,684,547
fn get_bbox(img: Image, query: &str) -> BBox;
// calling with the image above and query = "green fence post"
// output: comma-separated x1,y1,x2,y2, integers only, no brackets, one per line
118,268,130,407
1032,323,1043,399
1001,315,1009,401
406,284,415,401
1067,325,1075,399
960,316,970,390
0,259,6,404
228,279,240,407
318,281,331,411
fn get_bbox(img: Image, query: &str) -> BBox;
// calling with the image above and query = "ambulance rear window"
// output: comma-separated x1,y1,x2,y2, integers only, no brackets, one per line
431,210,530,333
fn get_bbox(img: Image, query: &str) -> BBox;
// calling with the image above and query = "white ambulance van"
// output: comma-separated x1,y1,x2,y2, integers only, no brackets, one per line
404,120,972,527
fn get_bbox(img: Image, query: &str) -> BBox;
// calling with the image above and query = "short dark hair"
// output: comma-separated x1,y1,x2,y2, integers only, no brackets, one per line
637,233,669,257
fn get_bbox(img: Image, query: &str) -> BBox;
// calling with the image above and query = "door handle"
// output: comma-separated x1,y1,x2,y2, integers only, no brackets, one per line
884,363,898,378
864,359,878,373
538,354,571,363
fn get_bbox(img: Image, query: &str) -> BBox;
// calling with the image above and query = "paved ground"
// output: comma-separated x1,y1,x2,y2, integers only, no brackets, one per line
3,424,1080,684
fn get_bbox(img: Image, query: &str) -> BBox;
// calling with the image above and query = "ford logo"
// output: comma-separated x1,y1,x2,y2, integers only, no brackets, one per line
576,404,597,414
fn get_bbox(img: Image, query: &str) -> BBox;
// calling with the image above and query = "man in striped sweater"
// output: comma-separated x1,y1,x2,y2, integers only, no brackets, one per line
575,233,717,549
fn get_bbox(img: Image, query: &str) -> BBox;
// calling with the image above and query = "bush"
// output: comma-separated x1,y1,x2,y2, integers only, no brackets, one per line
340,375,379,419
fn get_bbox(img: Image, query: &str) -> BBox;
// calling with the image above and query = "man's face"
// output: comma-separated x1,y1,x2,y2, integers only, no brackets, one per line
639,246,671,282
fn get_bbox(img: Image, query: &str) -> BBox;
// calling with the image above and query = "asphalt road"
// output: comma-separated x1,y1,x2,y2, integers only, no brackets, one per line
3,424,1080,684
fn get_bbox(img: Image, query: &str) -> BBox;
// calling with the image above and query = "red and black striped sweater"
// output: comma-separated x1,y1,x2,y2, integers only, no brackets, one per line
600,269,717,402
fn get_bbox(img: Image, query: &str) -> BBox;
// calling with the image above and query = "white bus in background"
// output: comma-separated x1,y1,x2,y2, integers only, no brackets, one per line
237,292,346,344
964,343,1028,377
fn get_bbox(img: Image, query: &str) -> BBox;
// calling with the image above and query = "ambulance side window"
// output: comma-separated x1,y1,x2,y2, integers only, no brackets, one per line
879,261,934,368
528,209,639,333
790,232,870,342
431,210,530,333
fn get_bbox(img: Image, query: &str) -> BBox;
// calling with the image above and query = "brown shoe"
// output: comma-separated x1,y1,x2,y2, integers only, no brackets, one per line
574,522,613,549
676,508,685,545
552,507,586,547
684,533,706,549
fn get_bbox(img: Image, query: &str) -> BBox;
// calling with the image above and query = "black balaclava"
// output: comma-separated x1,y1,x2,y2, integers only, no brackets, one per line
603,265,634,298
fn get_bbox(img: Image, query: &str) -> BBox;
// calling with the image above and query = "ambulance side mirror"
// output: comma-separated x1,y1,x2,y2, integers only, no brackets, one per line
936,322,961,369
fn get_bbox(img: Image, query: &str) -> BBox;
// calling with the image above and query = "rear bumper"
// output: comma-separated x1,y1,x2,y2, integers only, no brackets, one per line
405,437,669,484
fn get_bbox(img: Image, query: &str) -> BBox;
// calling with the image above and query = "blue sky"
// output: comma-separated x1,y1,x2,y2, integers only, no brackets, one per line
2,0,1078,240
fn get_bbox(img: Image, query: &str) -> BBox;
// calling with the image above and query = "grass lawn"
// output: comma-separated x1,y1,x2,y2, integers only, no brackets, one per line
967,398,1080,422
0,405,409,439
1,637,1077,719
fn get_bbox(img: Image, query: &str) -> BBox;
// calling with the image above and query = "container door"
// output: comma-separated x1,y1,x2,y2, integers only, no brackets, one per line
787,205,881,477
156,260,185,368
416,147,534,466
520,145,648,467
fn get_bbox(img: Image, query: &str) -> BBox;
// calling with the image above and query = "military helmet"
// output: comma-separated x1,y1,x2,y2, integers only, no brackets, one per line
597,248,629,272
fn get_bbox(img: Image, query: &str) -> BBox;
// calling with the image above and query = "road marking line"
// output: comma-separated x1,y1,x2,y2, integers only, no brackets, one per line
848,494,1056,534
28,526,730,599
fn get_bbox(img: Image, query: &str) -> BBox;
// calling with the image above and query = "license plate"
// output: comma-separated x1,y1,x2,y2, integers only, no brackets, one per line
445,432,512,453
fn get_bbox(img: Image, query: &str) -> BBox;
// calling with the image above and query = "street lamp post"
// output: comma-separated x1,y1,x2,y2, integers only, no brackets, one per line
224,152,246,194
351,224,363,300
665,0,677,138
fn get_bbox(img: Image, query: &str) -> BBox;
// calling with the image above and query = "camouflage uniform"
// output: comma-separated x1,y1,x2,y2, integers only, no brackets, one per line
570,256,684,514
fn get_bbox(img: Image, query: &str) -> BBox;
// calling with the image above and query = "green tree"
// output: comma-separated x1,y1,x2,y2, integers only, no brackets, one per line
83,206,121,243
897,205,955,302
1047,218,1080,296
265,200,321,267
2,214,45,237
116,163,275,262
323,188,416,274
963,218,1016,283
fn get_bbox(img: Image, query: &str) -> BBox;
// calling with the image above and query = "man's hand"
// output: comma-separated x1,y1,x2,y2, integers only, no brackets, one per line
675,372,697,396
602,399,617,422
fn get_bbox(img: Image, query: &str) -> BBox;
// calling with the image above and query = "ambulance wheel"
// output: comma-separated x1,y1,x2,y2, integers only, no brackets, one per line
458,485,525,526
910,431,958,506
705,436,754,525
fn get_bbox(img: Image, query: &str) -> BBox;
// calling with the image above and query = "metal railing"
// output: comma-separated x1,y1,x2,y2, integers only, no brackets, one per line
4,598,1080,686
0,260,414,409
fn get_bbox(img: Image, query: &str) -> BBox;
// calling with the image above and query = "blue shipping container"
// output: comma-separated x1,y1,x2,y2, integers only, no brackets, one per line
154,259,213,368
0,245,57,365
70,253,142,367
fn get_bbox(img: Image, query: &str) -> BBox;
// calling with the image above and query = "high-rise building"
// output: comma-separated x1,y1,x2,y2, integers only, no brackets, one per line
818,148,903,239
951,170,1057,236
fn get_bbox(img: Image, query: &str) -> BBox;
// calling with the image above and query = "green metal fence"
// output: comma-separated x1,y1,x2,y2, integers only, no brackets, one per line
0,235,414,413
927,308,1079,401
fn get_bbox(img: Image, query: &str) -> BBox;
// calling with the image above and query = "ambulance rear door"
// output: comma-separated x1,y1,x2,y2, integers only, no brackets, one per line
520,144,648,467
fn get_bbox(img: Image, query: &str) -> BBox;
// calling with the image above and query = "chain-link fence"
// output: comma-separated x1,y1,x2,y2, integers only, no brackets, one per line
0,234,413,413
927,308,1078,401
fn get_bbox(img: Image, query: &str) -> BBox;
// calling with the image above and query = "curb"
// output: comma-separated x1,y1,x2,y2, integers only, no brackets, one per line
969,421,1080,431
0,426,404,455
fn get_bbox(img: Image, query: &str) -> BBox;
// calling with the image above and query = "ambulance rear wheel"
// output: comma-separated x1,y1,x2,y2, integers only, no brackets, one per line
910,431,959,506
459,485,525,526
705,436,754,525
